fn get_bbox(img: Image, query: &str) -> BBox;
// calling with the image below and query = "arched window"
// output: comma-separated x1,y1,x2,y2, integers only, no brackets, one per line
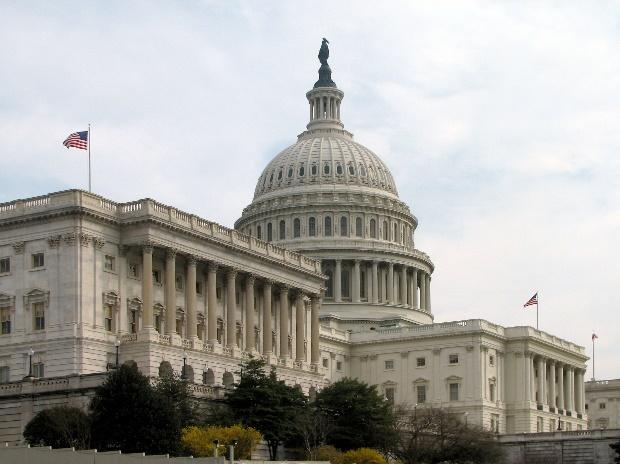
383,221,388,240
340,216,348,237
341,269,350,298
257,225,262,240
360,164,367,176
294,218,301,238
324,216,332,236
299,165,305,177
288,167,293,178
309,217,316,237
277,169,283,180
269,172,274,184
336,164,343,175
401,225,405,244
370,219,377,238
279,220,285,240
324,163,330,175
355,217,363,237
348,164,355,175
311,164,318,176
325,270,334,298
393,223,398,242
267,223,273,242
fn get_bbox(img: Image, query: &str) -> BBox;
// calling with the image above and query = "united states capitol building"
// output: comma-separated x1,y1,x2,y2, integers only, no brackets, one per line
0,42,588,442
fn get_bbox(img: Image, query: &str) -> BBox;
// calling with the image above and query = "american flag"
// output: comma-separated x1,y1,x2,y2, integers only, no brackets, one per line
63,131,88,150
523,293,538,307
592,333,598,341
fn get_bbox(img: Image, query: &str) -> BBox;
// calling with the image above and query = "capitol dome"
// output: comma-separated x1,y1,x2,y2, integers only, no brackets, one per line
236,40,434,326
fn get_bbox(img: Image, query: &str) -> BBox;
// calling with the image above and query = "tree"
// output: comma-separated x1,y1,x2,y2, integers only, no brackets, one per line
23,406,90,449
89,363,182,455
155,370,197,429
181,424,262,458
225,358,307,460
610,440,620,463
293,407,333,460
315,377,395,452
390,406,504,464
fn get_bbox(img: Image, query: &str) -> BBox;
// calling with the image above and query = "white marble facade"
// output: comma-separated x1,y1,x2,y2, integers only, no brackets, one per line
0,49,589,437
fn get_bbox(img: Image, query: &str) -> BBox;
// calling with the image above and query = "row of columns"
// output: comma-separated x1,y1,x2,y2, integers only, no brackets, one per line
524,352,586,414
141,244,321,364
330,259,431,311
309,95,341,121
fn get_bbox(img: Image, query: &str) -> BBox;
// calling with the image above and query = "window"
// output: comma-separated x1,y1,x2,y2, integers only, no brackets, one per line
385,360,394,370
325,270,333,298
104,305,113,332
196,281,203,295
489,355,495,366
104,255,115,272
385,387,395,403
0,257,10,274
489,383,496,402
288,167,293,178
257,225,262,240
348,164,355,175
360,164,367,176
176,318,183,336
393,223,398,242
417,385,426,404
299,165,305,177
341,270,350,298
536,417,543,432
294,218,301,238
336,164,343,175
322,358,328,368
416,357,426,367
128,262,139,278
0,366,8,384
33,362,44,378
336,361,342,371
277,169,283,180
383,221,388,240
324,216,332,236
267,223,273,242
311,164,318,176
309,217,316,237
600,402,607,409
449,383,459,401
217,319,223,343
279,220,286,240
340,216,348,236
216,287,222,299
32,253,44,268
449,354,459,364
355,217,363,237
323,163,330,175
155,313,162,333
129,310,138,334
492,414,500,433
33,302,45,330
152,269,162,284
175,275,183,290
370,219,376,238
1,309,10,334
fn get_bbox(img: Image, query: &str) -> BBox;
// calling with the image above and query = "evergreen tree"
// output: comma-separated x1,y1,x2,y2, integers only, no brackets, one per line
610,440,620,463
23,406,90,449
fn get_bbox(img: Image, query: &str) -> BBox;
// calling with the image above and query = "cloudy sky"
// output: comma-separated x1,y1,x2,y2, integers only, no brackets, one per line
1,1,619,379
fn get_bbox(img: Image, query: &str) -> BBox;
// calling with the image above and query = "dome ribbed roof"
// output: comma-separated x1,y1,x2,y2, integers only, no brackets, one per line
253,133,399,200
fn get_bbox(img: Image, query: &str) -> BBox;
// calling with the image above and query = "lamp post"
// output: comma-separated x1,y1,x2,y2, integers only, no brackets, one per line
182,350,188,380
114,339,121,368
26,348,34,378
464,412,469,426
557,415,562,431
213,440,219,458
229,439,238,464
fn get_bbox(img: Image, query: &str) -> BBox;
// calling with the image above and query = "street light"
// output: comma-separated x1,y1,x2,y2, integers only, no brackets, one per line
557,415,562,431
114,339,121,368
182,350,188,379
26,348,34,378
229,439,238,464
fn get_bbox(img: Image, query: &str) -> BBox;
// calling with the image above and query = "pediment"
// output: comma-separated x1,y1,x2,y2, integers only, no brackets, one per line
445,375,463,382
413,377,429,384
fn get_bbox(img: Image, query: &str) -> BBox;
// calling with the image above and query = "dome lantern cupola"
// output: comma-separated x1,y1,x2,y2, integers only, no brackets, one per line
306,38,345,133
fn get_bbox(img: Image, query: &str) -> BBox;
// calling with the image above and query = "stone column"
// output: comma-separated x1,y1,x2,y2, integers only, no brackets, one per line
580,370,586,414
309,101,313,121
186,257,197,340
400,266,408,306
262,281,272,356
295,292,305,362
334,259,342,302
426,274,432,313
365,263,372,302
141,244,154,329
387,262,394,304
530,354,536,402
557,364,565,410
207,263,218,344
537,357,545,405
411,268,419,309
319,97,324,119
279,286,289,359
419,272,427,310
311,294,320,365
165,249,177,335
548,360,556,409
371,261,379,304
352,260,361,303
245,275,255,351
407,270,414,308
567,367,575,412
226,270,237,348
574,369,582,414
523,352,531,402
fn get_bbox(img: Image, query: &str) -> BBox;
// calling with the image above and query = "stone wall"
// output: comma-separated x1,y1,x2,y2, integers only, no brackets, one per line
499,429,620,464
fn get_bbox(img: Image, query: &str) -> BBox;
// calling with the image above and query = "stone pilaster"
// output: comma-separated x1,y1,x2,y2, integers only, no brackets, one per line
557,364,565,410
311,294,320,365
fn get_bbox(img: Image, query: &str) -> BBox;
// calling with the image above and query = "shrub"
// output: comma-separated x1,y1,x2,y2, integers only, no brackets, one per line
341,448,387,464
182,424,262,458
24,406,90,449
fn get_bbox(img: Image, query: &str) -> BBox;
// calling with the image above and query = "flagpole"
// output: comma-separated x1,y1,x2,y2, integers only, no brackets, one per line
88,123,91,193
536,290,539,330
592,334,595,381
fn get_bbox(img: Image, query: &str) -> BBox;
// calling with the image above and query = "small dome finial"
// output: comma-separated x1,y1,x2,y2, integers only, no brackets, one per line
314,38,336,88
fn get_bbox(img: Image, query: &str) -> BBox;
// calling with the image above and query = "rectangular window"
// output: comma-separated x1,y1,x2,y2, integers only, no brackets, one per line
104,255,115,272
449,354,459,364
33,302,45,330
449,383,459,401
216,287,222,300
385,387,395,404
155,314,162,333
0,366,8,383
235,292,240,305
0,257,10,274
104,305,113,332
176,318,183,335
128,263,139,278
385,360,394,370
417,385,426,404
33,362,44,378
129,310,137,334
536,417,544,432
489,355,495,366
0,309,10,335
322,358,328,368
32,253,44,268
196,281,203,295
152,270,162,284
175,275,183,290
600,402,606,409
549,419,556,432
336,361,342,371
416,357,426,367
489,383,496,402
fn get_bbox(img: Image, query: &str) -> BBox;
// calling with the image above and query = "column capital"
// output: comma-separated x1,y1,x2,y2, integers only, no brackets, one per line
310,293,322,302
226,269,238,280
279,284,290,294
186,255,198,267
353,258,361,264
388,261,394,268
261,278,274,288
142,241,154,254
208,262,218,273
335,258,342,263
294,289,305,300
246,274,256,286
166,248,178,260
